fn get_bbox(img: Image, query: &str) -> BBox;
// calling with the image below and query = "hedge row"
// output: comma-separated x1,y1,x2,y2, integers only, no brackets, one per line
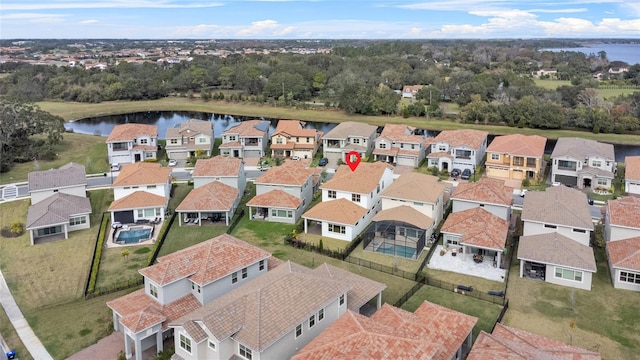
86,214,110,295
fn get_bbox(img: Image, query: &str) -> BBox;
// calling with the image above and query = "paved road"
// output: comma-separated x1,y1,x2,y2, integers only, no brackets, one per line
0,270,53,360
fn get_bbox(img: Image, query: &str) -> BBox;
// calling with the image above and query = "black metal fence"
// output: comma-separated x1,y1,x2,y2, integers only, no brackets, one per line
284,231,365,261
84,212,109,299
393,282,424,307
226,209,245,234
85,277,144,300
147,212,176,266
343,255,418,281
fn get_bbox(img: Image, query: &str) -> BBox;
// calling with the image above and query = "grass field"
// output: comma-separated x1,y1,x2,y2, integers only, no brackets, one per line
533,78,639,99
0,306,33,360
502,246,640,360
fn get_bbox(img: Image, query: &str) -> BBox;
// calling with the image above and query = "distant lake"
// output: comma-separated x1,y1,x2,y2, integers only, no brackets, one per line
65,111,640,162
540,43,640,65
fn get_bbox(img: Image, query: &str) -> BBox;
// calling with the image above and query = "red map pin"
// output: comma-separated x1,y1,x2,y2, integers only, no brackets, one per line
345,151,361,172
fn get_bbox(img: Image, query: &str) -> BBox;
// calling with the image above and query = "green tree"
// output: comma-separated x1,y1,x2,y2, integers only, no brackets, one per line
312,71,327,92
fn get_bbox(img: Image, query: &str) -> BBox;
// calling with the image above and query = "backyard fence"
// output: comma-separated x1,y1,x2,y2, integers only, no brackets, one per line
343,255,418,282
85,277,144,300
415,276,508,306
284,231,364,261
84,212,110,299
147,212,176,266
226,209,245,234
393,282,424,307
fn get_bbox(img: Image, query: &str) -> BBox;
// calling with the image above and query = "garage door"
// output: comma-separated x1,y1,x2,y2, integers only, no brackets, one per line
627,182,640,194
113,211,134,224
167,151,188,160
554,174,578,187
486,166,509,179
244,150,261,158
396,156,416,167
324,152,342,161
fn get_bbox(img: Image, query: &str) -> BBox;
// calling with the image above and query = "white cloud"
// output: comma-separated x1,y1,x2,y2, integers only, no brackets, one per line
526,8,588,13
0,12,68,23
79,19,100,24
0,1,223,11
236,20,282,36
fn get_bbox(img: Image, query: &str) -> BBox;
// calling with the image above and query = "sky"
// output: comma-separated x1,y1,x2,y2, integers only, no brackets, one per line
1,0,640,40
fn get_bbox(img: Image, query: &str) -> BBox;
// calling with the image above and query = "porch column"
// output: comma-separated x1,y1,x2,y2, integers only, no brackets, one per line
304,219,308,233
112,312,118,331
156,331,163,353
124,333,132,359
198,212,202,226
519,260,524,278
30,230,35,246
178,213,182,227
225,212,229,226
134,336,142,360
64,224,69,239
377,292,382,309
248,207,252,220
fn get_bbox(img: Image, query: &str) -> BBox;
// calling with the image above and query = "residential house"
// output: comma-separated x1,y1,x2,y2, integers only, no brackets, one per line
270,120,322,160
551,137,616,190
219,120,270,158
302,162,395,241
247,162,315,224
468,323,601,360
191,156,245,194
451,178,513,221
521,186,594,246
531,68,558,78
517,232,597,291
604,196,640,291
293,301,477,360
106,234,272,360
624,156,640,195
108,162,171,225
372,124,425,167
441,207,509,270
322,121,377,163
176,181,239,226
169,261,386,360
106,123,158,164
164,119,214,160
26,163,91,245
609,67,629,75
485,134,547,181
401,84,425,99
425,129,488,173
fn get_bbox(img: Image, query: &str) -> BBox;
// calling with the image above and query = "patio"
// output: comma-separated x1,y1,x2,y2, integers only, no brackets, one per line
428,245,506,282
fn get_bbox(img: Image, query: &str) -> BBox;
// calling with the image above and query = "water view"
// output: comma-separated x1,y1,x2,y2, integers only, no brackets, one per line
540,43,640,65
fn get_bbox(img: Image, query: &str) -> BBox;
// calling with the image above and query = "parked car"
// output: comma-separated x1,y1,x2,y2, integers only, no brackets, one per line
168,159,178,167
450,168,461,178
110,163,121,171
318,158,328,166
259,165,271,171
291,156,301,161
520,189,528,197
461,168,471,180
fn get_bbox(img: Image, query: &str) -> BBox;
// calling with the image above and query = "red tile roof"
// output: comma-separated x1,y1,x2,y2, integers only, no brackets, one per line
607,236,640,272
192,156,243,177
222,120,269,137
441,207,509,251
607,196,640,229
468,323,601,360
452,178,513,206
486,134,547,158
175,181,238,212
625,156,640,181
255,162,314,186
302,198,367,225
376,123,423,144
381,172,447,203
108,191,167,211
112,162,171,187
139,234,271,286
293,301,477,360
373,206,433,229
271,119,319,138
321,162,392,194
106,124,157,143
247,189,302,209
426,129,488,149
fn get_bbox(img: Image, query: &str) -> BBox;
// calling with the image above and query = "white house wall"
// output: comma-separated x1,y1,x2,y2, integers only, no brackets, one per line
545,265,593,291
522,221,591,246
194,176,241,192
68,215,91,231
381,197,441,224
113,185,168,201
611,267,640,291
452,200,510,221
154,278,191,305
201,261,266,304
30,184,86,204
607,225,640,242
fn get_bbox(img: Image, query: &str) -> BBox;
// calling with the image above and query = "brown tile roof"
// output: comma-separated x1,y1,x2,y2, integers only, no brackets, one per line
517,232,597,272
452,178,513,206
441,207,509,251
607,236,640,272
486,134,547,158
381,172,446,204
373,206,433,229
106,123,157,142
26,193,91,229
108,191,167,211
310,263,386,312
551,137,615,162
176,181,238,212
106,290,201,333
139,234,270,286
625,156,640,181
294,301,476,360
222,120,269,137
377,123,423,144
255,162,314,186
302,198,367,225
426,151,453,159
271,119,319,138
164,119,213,139
28,162,86,192
607,196,640,229
522,186,593,230
468,323,601,360
246,189,302,209
323,121,377,139
426,129,488,149
218,141,242,148
192,156,243,177
112,162,172,187
321,162,392,194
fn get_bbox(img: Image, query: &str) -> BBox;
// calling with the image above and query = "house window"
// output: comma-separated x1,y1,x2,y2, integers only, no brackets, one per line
555,267,583,282
196,285,201,293
339,294,345,306
352,194,361,202
400,143,404,149
295,324,303,338
139,139,148,145
572,228,586,233
413,202,423,206
328,190,336,199
148,185,157,189
242,267,248,279
309,314,316,328
179,333,192,354
597,178,608,186
149,283,158,298
208,341,217,351
144,208,155,217
259,260,265,271
592,160,602,167
619,271,640,284
379,143,386,149
438,145,446,151
170,139,178,144
491,153,499,161
306,137,310,143
557,160,576,171
239,344,252,360
456,149,472,159
352,138,360,144
526,158,536,167
411,144,416,149
228,135,237,141
318,308,324,321
69,216,86,226
198,137,207,143
328,224,346,234
36,226,63,237
232,272,238,284
156,208,162,216
513,156,524,166
276,137,283,144
544,224,557,229
296,137,300,142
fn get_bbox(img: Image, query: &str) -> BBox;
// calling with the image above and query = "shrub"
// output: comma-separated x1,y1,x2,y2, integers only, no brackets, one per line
10,221,25,236
87,214,110,294
521,177,531,187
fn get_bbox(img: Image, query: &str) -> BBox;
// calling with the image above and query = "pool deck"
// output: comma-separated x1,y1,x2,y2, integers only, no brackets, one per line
107,223,161,248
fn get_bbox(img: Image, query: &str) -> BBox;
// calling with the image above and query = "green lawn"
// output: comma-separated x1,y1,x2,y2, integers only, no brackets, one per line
401,285,503,340
0,132,108,185
502,246,640,360
158,225,228,257
95,245,151,290
0,306,33,360
533,78,639,99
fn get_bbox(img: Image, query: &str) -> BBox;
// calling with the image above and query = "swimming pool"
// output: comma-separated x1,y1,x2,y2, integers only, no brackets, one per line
116,226,152,244
375,243,416,259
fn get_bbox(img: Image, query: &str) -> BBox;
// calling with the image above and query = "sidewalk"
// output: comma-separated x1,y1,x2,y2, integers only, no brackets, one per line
0,270,53,360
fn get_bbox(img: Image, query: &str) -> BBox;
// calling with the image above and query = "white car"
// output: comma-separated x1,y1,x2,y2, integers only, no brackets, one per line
291,156,301,161
168,159,178,167
110,163,120,171
520,189,528,197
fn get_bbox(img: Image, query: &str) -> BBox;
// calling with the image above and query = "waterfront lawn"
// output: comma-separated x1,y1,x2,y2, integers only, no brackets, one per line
0,132,108,185
502,246,640,360
401,285,503,340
